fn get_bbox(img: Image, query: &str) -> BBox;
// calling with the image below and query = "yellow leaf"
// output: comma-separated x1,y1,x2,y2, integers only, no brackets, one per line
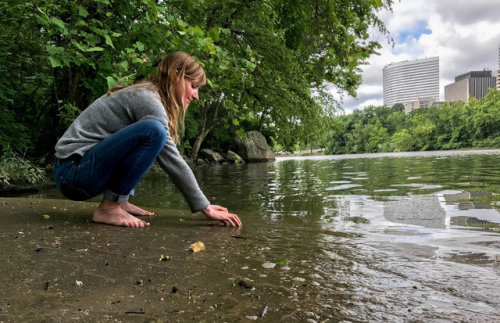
189,241,206,253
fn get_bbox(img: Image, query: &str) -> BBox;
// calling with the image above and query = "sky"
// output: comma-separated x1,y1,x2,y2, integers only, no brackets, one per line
337,0,500,113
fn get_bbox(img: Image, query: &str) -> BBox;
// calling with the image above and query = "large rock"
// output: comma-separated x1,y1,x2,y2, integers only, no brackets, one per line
199,148,224,163
225,150,245,165
233,131,275,162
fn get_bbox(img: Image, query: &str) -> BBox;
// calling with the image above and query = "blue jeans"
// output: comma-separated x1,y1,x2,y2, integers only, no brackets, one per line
54,119,167,203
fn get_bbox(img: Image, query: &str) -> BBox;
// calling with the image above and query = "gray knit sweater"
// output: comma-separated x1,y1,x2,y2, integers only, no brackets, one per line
54,83,210,212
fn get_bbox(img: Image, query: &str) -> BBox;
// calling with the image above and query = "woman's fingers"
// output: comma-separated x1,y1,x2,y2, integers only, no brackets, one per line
227,212,241,227
202,205,241,226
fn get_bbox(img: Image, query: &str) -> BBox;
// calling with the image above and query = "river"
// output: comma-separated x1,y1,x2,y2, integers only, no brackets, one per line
2,149,500,321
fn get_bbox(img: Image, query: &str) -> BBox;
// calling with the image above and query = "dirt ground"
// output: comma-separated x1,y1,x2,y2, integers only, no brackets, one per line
0,197,265,322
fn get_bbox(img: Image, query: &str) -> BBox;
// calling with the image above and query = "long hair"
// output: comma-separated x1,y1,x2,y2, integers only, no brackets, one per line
109,51,206,144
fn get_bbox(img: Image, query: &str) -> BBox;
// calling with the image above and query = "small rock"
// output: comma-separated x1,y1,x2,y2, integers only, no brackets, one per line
75,280,83,287
172,286,179,293
370,296,387,305
36,248,44,253
159,255,172,261
262,262,276,269
260,305,268,317
238,280,255,290
136,280,143,286
245,316,258,320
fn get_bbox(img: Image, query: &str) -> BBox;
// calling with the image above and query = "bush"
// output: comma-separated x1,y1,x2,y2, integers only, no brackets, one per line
0,149,46,186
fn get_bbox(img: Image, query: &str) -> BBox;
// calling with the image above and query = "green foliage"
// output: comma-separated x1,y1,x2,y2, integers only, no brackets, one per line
325,89,500,154
1,0,394,163
0,106,30,151
0,149,46,185
391,129,414,151
177,0,393,157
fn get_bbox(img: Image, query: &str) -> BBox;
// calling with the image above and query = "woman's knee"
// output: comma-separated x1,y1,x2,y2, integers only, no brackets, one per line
140,119,167,144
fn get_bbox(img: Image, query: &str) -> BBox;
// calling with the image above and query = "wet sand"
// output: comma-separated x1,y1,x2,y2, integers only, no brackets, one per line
0,197,262,322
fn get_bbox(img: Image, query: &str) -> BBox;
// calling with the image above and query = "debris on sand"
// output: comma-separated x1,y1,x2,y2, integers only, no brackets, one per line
238,280,255,290
159,254,172,262
189,241,206,252
260,305,268,317
261,262,276,269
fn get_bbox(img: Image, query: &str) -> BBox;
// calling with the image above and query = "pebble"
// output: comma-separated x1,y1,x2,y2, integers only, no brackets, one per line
260,305,268,317
262,262,276,269
370,296,387,305
238,280,255,290
245,316,258,320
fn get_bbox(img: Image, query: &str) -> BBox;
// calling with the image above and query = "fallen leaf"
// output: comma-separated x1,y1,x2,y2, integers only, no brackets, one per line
189,241,206,252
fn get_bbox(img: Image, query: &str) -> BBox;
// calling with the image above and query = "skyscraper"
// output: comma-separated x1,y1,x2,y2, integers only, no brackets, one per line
445,70,496,102
383,57,440,107
497,42,500,90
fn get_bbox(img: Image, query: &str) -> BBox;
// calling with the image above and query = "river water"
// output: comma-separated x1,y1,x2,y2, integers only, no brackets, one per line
4,149,500,321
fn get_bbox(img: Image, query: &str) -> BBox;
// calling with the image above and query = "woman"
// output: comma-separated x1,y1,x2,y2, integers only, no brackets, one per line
53,51,241,228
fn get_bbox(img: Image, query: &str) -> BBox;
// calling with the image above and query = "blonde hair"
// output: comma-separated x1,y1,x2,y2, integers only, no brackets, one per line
109,51,206,144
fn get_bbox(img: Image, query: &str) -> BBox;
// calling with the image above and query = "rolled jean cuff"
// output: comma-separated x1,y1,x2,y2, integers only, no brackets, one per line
103,189,132,203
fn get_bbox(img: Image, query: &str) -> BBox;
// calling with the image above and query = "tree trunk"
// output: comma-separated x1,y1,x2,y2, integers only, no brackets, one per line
258,111,265,133
191,128,211,160
190,98,222,159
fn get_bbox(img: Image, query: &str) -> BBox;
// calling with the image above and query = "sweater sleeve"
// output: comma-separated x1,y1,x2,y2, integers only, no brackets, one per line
156,132,210,212
131,89,210,212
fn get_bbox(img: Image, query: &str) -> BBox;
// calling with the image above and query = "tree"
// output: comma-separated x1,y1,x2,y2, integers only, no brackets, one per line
179,0,394,157
391,129,414,151
1,0,395,161
470,90,500,143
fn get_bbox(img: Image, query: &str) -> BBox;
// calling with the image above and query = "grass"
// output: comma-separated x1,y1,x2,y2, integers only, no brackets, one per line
0,149,46,186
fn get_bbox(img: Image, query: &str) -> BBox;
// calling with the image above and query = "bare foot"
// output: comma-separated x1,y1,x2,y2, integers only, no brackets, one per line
121,202,154,216
93,199,150,227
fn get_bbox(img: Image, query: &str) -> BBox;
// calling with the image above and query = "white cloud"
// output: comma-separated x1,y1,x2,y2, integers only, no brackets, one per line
338,0,500,113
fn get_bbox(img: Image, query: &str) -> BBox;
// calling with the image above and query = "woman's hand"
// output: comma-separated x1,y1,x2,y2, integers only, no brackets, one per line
202,205,242,227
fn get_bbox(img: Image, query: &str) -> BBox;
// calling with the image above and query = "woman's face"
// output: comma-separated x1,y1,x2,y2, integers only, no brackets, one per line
175,78,200,108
